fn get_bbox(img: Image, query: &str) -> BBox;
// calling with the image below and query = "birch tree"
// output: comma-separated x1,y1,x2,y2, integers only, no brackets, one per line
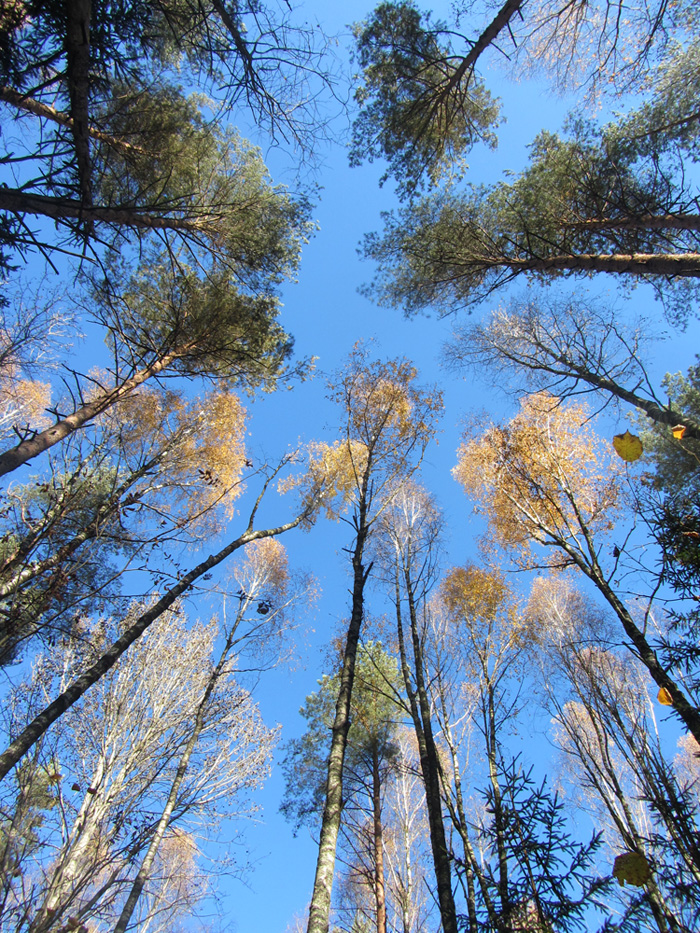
531,575,700,932
286,345,442,933
1,606,277,933
376,483,458,933
453,393,700,743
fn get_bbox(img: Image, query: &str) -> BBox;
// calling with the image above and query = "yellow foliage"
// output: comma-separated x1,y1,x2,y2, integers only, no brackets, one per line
439,563,533,654
237,537,290,602
332,346,443,462
440,564,509,623
0,376,51,440
657,686,674,706
280,439,369,523
612,851,651,887
453,394,623,560
110,387,247,531
612,430,643,462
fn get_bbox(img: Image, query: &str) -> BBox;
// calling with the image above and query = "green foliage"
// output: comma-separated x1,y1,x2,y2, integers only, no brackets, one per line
351,1,500,199
0,465,131,664
639,363,700,500
280,642,402,833
464,757,609,933
0,0,318,394
363,84,700,320
0,753,58,910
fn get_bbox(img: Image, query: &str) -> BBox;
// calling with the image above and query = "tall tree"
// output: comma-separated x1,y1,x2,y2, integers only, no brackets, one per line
0,0,334,482
531,574,700,931
453,393,700,743
114,536,314,932
281,641,403,933
287,345,442,933
376,483,458,933
1,605,278,932
354,11,700,321
433,564,608,932
0,0,334,264
0,385,248,662
351,0,506,199
0,446,325,779
445,298,700,440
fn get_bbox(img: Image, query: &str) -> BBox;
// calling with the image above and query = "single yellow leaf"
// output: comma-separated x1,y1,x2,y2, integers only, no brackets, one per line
612,430,643,462
672,424,687,439
657,686,674,706
612,851,651,887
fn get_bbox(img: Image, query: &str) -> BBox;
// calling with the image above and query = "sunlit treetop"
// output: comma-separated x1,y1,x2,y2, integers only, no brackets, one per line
282,346,443,526
351,0,500,199
103,385,248,532
453,393,625,564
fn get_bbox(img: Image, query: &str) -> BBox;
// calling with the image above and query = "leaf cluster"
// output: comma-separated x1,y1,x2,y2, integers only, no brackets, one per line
351,0,499,199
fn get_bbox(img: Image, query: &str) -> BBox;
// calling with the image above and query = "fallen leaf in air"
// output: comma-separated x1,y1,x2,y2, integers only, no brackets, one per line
612,851,651,887
657,687,674,706
612,431,643,462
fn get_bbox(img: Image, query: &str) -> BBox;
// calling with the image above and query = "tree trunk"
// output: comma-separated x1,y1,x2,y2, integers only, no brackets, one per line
394,569,459,933
0,188,215,233
64,0,93,208
371,745,387,933
0,348,189,477
306,487,372,933
567,542,700,746
484,683,512,932
497,252,700,277
113,623,238,932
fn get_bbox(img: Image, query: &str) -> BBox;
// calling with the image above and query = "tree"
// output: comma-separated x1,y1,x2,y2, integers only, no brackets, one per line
531,574,700,931
432,564,608,933
0,0,334,264
281,641,403,933
445,298,700,441
379,730,434,933
355,17,700,321
376,482,459,933
351,0,506,199
0,0,335,482
0,385,248,662
0,447,323,780
453,393,700,744
286,345,442,933
363,112,700,320
1,604,278,932
508,0,698,98
114,536,314,932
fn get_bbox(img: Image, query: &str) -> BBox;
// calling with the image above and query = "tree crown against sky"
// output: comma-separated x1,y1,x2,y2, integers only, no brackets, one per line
351,0,700,325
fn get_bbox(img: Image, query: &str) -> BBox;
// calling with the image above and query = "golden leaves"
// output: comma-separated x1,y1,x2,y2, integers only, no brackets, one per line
108,386,247,532
280,439,369,523
0,375,51,441
453,393,623,561
612,430,643,462
237,538,290,604
657,686,674,706
612,851,651,887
